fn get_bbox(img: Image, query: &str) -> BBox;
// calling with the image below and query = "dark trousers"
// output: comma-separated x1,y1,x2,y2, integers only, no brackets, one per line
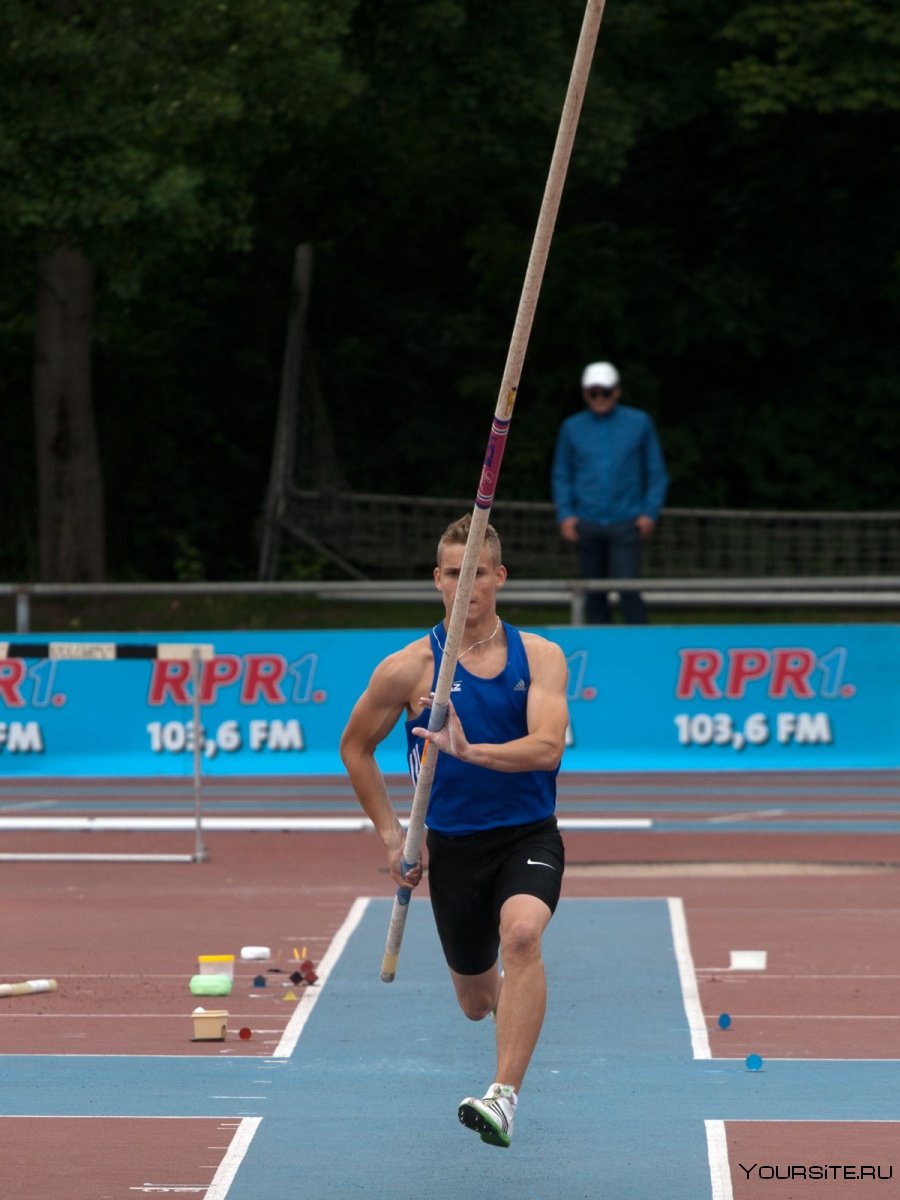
574,519,647,624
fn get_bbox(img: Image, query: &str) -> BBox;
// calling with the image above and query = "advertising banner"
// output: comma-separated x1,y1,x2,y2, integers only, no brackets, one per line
0,626,896,777
558,624,898,771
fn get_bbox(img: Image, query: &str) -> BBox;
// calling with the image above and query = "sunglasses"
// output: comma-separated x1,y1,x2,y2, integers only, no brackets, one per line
586,386,615,399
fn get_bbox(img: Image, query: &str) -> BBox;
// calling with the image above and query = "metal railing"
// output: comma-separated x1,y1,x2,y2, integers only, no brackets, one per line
282,490,900,579
3,576,899,632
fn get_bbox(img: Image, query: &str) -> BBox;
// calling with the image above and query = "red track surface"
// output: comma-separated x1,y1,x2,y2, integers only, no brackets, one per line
2,773,899,1197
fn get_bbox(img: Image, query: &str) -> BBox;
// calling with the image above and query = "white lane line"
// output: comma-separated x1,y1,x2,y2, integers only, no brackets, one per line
203,1117,263,1200
668,896,711,1060
272,896,369,1059
0,800,60,813
708,808,787,824
706,1120,735,1200
196,897,371,1199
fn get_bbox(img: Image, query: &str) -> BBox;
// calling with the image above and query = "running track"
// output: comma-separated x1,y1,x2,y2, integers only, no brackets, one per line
2,770,900,1197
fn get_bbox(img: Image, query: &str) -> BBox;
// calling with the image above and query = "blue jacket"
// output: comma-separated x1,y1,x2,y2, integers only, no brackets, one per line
551,403,669,524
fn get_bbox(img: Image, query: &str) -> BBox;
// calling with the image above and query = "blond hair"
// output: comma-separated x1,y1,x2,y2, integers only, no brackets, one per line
437,513,502,567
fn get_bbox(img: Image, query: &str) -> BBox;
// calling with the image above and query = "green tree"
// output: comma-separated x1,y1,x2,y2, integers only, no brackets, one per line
294,0,654,497
507,0,900,508
719,0,900,118
2,0,897,584
0,0,359,579
707,0,900,505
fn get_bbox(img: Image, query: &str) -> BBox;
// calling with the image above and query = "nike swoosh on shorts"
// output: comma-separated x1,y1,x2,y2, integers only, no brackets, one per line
526,858,555,868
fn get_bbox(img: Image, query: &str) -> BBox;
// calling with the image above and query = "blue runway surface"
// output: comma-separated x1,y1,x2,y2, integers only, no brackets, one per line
3,899,900,1198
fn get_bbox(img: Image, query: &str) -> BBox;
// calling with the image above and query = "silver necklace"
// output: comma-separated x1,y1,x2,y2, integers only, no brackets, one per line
458,617,502,660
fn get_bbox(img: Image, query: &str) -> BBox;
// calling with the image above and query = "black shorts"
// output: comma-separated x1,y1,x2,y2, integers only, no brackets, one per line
425,816,565,976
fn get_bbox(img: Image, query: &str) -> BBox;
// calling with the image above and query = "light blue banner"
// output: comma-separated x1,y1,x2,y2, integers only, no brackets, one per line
0,626,897,776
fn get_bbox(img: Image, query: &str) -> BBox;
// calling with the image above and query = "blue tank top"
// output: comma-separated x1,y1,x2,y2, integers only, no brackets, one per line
404,621,558,835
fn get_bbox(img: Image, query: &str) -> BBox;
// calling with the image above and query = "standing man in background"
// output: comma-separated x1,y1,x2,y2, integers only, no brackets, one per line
551,361,669,624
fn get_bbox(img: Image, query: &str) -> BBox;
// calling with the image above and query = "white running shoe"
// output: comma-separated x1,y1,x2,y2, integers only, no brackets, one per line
458,1083,516,1148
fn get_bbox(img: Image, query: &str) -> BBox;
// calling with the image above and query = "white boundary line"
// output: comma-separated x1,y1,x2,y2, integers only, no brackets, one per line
272,896,370,1059
708,808,787,824
0,854,195,863
196,897,370,1198
203,1116,263,1200
0,816,650,832
668,896,711,1060
705,1120,734,1200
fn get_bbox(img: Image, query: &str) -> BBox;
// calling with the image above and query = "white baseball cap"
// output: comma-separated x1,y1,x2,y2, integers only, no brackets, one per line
581,361,620,389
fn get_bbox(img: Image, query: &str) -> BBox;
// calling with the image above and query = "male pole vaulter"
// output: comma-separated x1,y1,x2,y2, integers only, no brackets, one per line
340,513,569,1148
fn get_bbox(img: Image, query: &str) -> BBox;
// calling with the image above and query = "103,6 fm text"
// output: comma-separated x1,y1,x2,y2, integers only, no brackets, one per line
674,711,832,749
146,719,304,757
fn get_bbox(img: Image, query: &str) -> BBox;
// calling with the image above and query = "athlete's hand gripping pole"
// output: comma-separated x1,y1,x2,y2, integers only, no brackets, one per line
380,0,607,982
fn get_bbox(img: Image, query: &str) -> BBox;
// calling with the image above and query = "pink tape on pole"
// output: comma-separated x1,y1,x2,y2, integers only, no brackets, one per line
476,417,512,508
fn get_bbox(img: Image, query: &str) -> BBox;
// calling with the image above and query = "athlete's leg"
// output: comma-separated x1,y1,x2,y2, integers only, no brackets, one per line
448,962,502,1021
457,823,562,1147
493,893,553,1091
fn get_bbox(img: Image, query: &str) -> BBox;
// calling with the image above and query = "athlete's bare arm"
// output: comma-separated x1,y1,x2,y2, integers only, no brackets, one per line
340,638,432,887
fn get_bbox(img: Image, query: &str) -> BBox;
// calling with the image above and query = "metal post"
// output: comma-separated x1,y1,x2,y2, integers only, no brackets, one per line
191,648,208,862
571,583,586,626
259,244,314,580
15,588,30,634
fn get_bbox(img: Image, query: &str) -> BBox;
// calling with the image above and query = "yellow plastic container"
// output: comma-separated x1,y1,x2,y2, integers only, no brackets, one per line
198,954,235,979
